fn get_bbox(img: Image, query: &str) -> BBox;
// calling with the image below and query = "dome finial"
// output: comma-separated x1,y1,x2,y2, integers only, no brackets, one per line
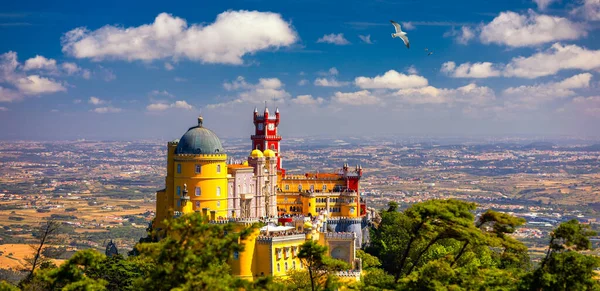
198,115,203,127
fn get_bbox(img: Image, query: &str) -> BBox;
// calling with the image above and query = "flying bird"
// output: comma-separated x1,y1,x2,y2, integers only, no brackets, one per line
425,48,433,56
390,20,409,49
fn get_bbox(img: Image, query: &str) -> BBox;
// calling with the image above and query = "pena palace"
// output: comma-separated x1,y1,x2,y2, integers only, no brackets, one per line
153,107,373,281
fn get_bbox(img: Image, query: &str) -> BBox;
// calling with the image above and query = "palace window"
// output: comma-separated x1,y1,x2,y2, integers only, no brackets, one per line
271,145,275,150
216,186,221,196
216,164,221,173
195,164,201,174
177,200,180,208
277,263,280,272
195,187,201,196
233,251,239,260
177,164,181,174
322,185,327,191
177,186,181,196
217,201,221,207
196,201,200,208
285,185,289,190
293,261,296,269
298,185,302,191
285,262,288,271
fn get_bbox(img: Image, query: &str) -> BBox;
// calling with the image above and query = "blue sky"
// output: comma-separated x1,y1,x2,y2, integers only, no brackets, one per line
0,0,599,140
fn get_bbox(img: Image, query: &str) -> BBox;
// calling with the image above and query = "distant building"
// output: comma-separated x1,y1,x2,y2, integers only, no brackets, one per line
153,107,371,280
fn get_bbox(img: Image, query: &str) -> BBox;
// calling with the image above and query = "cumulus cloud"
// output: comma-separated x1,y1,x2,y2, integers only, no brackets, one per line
571,0,600,21
317,33,350,45
406,65,418,75
61,62,91,79
502,73,592,107
61,11,298,65
444,26,475,45
441,61,502,78
359,34,373,44
332,90,380,105
504,43,600,78
394,83,496,106
291,94,324,106
89,96,105,105
314,77,349,87
92,106,122,113
209,76,290,108
23,55,57,71
533,0,557,11
147,100,193,111
480,10,587,47
13,75,66,95
354,70,428,89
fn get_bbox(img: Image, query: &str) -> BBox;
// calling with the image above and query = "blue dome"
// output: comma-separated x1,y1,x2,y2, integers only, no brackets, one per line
175,117,225,155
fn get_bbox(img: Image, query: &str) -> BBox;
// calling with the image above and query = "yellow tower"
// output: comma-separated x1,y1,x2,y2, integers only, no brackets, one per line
154,116,228,230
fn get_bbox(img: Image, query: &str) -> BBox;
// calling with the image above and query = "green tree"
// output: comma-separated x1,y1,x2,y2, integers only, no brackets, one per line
521,219,600,291
297,240,350,291
133,213,258,291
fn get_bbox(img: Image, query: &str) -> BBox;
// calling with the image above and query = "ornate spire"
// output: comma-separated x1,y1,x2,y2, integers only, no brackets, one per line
198,115,203,127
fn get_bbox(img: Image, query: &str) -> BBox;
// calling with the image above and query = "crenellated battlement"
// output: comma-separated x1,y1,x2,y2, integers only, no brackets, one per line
325,232,356,240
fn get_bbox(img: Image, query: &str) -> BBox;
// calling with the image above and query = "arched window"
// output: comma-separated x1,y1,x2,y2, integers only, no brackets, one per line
195,164,201,174
298,185,302,191
322,185,327,191
277,263,280,272
196,201,200,208
271,144,275,150
195,187,201,196
216,186,221,196
285,185,290,190
177,164,181,174
216,164,221,173
285,262,288,271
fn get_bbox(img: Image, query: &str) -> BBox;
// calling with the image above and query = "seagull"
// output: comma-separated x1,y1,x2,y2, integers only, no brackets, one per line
428,51,434,56
390,20,409,49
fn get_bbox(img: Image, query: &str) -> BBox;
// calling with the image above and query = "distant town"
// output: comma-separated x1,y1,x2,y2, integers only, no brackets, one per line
0,137,599,268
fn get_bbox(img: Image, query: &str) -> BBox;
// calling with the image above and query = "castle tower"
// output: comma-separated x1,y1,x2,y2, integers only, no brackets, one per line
153,116,229,230
251,106,284,174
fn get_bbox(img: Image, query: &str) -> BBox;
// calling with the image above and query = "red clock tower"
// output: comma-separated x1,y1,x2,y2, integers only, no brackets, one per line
252,106,284,174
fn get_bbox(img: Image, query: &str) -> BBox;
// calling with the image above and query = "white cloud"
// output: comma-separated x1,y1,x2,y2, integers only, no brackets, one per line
314,77,349,87
150,90,175,98
354,70,428,89
502,73,592,106
297,79,308,86
23,55,57,71
480,10,587,47
332,90,380,105
317,33,350,45
394,83,496,106
89,96,105,105
359,34,373,44
0,106,7,111
291,94,324,105
571,0,600,21
92,106,122,113
533,0,557,11
13,75,66,95
444,26,475,45
406,65,418,75
146,100,193,111
164,62,174,71
504,43,600,78
73,99,82,104
441,61,501,78
61,62,91,79
210,76,290,108
61,11,298,65
401,22,415,30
